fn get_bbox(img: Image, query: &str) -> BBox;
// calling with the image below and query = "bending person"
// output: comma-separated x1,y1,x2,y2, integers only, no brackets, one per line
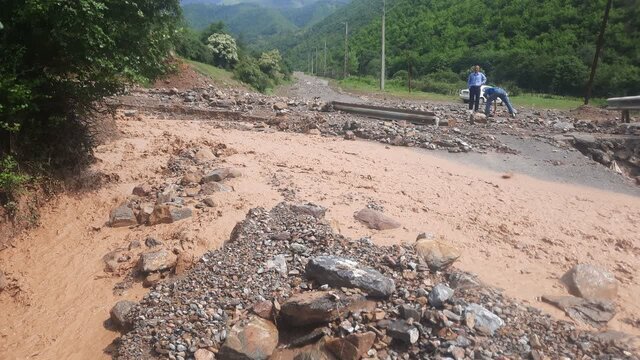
484,86,517,118
467,65,486,112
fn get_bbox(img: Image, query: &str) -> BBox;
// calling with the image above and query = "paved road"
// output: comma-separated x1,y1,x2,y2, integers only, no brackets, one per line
282,73,640,196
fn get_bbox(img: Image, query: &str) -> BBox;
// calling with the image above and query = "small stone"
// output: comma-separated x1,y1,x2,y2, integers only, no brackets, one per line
219,316,278,360
561,264,618,300
273,102,288,111
344,131,356,140
530,334,542,349
464,304,504,335
110,300,136,330
0,271,6,292
140,250,177,273
201,168,231,183
266,255,288,277
252,301,275,320
386,320,419,344
203,197,216,207
132,184,151,197
145,237,162,248
290,203,327,218
307,129,321,135
415,239,461,271
194,148,215,164
180,172,201,185
428,283,454,308
354,208,401,230
147,205,192,225
109,204,137,228
200,182,233,194
228,168,243,178
143,273,162,287
194,349,215,360
449,346,465,360
399,304,422,321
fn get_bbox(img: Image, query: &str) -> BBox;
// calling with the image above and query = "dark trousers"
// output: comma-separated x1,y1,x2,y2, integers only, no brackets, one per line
469,86,481,111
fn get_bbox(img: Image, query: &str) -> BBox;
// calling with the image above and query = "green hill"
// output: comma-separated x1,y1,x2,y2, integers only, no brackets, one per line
282,0,640,97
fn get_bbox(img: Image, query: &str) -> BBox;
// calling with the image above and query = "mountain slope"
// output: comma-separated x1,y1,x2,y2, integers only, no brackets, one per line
283,0,640,97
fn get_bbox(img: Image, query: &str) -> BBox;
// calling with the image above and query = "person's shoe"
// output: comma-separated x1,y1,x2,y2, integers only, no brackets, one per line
485,113,494,118
510,112,517,118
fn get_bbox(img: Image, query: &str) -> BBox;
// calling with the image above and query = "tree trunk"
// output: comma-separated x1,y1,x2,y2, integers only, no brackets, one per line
584,0,613,105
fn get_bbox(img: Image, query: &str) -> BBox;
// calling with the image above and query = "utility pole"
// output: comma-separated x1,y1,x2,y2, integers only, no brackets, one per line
344,22,349,79
381,0,386,91
324,40,327,77
315,47,319,77
585,0,613,105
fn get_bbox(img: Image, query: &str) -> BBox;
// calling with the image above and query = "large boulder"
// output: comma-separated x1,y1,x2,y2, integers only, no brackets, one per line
465,304,504,335
109,204,137,228
354,208,400,230
415,239,461,271
280,291,374,327
110,300,137,330
561,264,618,300
306,256,395,298
140,250,177,273
219,316,278,360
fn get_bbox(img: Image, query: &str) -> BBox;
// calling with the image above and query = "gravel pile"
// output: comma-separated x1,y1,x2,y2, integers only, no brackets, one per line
114,202,637,360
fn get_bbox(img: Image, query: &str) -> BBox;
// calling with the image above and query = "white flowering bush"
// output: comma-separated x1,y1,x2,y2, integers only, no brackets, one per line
207,33,239,68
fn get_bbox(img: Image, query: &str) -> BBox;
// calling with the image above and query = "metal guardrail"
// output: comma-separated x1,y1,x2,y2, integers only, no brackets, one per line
607,95,640,123
331,101,441,125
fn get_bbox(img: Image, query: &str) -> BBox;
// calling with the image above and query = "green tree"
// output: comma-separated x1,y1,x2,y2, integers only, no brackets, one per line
0,0,180,168
207,33,240,68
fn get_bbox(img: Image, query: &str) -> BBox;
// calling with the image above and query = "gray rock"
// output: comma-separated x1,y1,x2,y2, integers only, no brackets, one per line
542,295,615,328
306,256,395,298
386,320,419,344
290,203,327,219
465,304,504,335
561,264,618,300
354,208,400,230
140,250,177,273
429,283,454,308
266,255,288,277
201,168,231,183
110,300,137,329
219,316,278,360
203,197,216,207
109,205,137,228
147,205,192,225
200,182,233,194
399,304,422,321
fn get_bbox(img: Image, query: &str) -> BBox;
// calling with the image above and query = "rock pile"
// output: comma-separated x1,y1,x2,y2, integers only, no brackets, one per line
114,203,636,360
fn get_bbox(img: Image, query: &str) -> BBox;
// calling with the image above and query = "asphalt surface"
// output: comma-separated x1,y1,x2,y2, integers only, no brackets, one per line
282,73,640,197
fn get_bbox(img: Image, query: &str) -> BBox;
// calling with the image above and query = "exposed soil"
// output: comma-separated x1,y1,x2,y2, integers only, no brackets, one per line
0,69,638,359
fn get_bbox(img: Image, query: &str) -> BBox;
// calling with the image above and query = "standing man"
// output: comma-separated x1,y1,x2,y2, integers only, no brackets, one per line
467,65,486,112
483,86,517,118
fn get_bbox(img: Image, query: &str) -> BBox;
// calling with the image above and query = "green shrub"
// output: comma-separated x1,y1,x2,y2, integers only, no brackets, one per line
0,155,29,203
234,58,273,92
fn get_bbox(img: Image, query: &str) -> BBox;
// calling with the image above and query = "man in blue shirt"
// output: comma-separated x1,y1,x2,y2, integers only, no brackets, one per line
483,86,517,118
467,65,486,112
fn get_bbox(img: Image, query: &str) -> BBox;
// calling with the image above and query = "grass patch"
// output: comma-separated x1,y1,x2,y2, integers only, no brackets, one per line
336,76,607,110
337,76,455,102
183,59,246,88
510,93,606,110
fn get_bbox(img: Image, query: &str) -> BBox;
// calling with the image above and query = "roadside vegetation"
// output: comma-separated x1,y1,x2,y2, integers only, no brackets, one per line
0,0,181,212
338,76,606,110
174,21,291,93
